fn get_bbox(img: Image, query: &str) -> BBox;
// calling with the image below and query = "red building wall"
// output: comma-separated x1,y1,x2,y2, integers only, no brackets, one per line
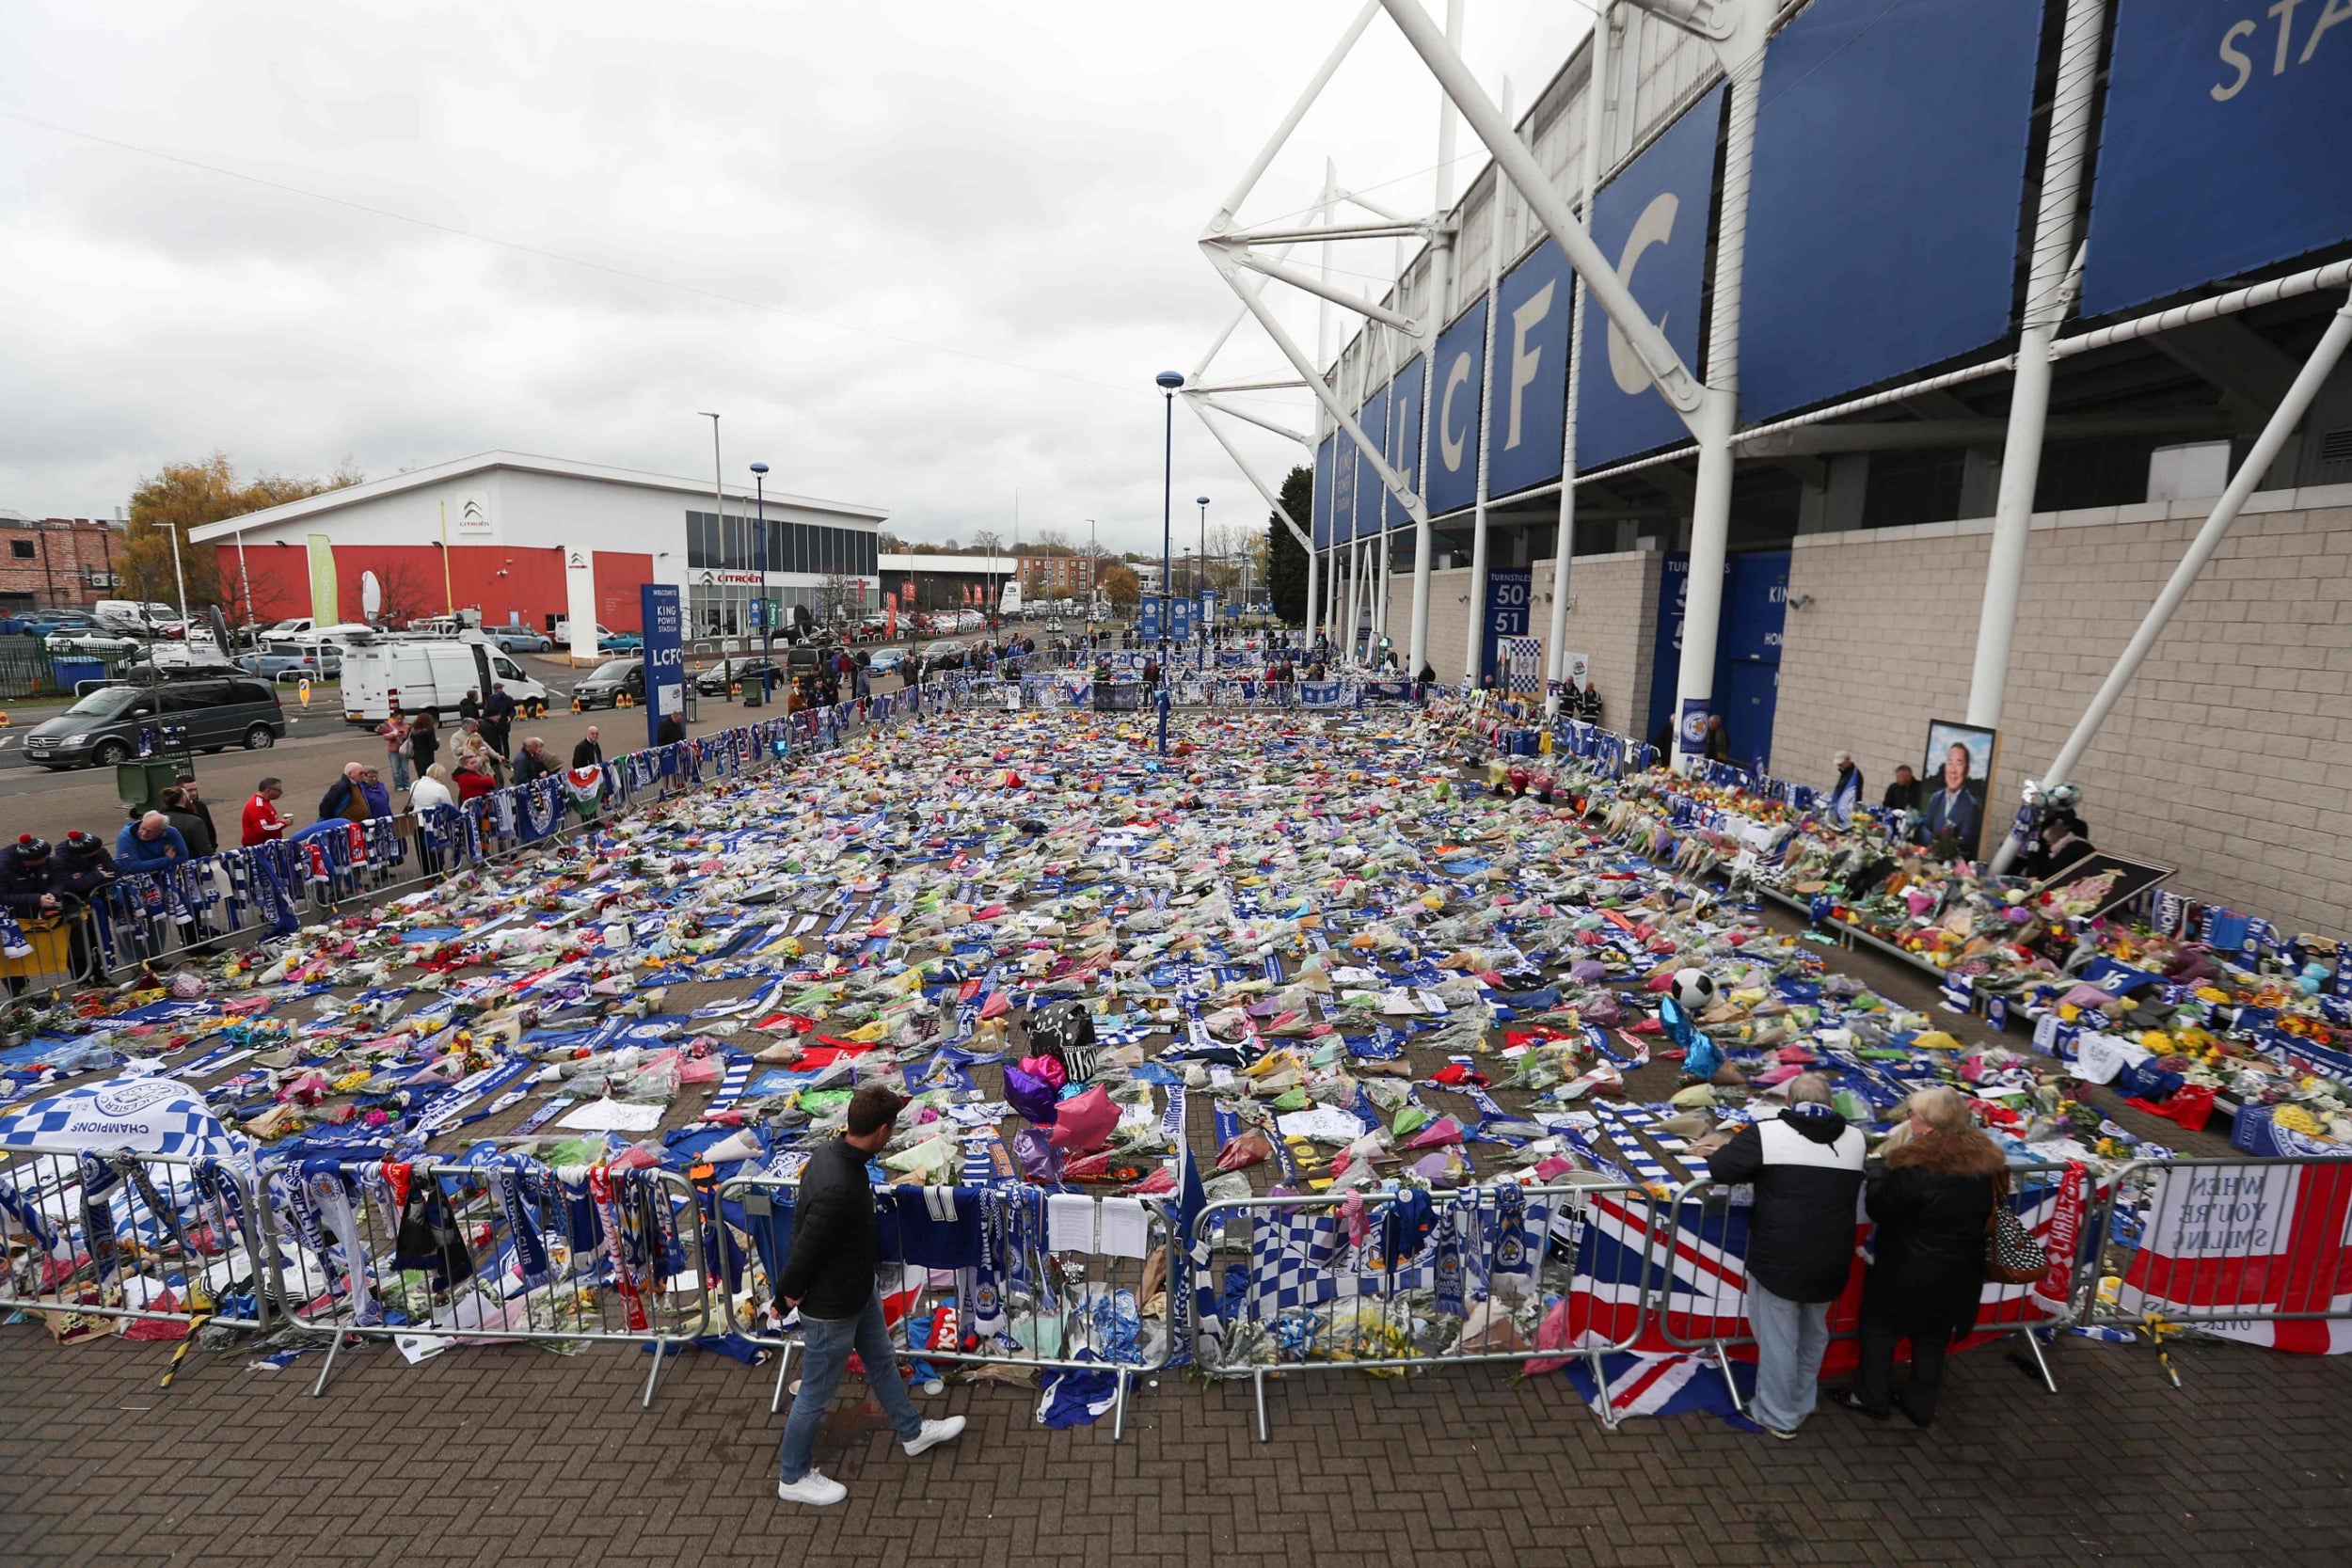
592,552,653,633
217,542,580,632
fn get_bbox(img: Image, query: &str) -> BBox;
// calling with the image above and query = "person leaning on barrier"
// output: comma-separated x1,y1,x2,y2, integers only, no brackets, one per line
774,1084,967,1507
513,737,555,787
1834,1085,2007,1430
0,833,62,919
115,811,190,872
1705,1071,1867,1440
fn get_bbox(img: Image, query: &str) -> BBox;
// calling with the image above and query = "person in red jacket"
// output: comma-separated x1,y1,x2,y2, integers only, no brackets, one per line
241,778,288,847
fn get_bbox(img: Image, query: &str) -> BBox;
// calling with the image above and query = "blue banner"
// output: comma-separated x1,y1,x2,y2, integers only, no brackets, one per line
1487,239,1575,497
1331,420,1358,544
1312,435,1334,550
1387,356,1426,533
640,582,684,750
1427,297,1488,515
1578,87,1720,469
2084,0,2352,315
1351,383,1390,543
1740,0,2042,420
1479,566,1531,688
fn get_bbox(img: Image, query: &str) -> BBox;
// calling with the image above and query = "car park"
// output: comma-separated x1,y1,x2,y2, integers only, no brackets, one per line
22,673,286,768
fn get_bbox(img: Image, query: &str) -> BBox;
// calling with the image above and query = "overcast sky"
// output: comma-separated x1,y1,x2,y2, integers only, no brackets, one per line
0,2,1591,554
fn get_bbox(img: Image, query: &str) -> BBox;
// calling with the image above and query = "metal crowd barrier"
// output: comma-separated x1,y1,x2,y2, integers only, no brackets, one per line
61,693,920,983
0,1146,272,1341
713,1175,1175,1441
265,1157,717,1405
0,905,102,1000
2082,1154,2352,1382
1187,1180,1645,1440
1651,1161,2091,1411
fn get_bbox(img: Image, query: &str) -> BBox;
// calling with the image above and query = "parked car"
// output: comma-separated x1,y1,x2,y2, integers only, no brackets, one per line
694,657,782,696
45,629,140,657
597,629,643,654
339,637,550,723
572,657,644,709
917,640,968,670
237,641,344,682
488,626,554,653
867,647,906,675
1042,619,1066,635
22,674,286,769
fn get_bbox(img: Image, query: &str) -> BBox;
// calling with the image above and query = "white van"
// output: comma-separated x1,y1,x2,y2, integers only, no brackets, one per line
340,637,550,724
92,599,182,635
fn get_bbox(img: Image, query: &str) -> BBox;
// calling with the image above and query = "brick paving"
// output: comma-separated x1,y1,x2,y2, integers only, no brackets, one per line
4,1311,2349,1568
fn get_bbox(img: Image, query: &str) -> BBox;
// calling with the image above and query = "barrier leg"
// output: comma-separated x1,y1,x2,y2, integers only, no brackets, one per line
1111,1367,1130,1443
310,1329,346,1399
1712,1342,1745,1414
641,1339,668,1408
2016,1328,2058,1394
1585,1346,1620,1433
1251,1367,1268,1443
770,1340,795,1416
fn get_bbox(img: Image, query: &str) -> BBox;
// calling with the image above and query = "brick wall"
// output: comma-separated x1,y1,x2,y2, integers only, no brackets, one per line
1381,547,1661,731
0,519,124,609
1772,483,2352,939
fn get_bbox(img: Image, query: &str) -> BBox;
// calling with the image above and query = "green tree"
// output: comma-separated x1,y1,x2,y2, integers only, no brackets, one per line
1267,463,1311,626
125,453,360,616
1099,562,1141,612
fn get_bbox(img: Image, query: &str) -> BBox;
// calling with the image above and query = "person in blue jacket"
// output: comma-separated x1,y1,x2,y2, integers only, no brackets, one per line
115,811,191,871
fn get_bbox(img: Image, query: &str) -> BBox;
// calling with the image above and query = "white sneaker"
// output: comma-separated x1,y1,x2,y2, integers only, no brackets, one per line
902,1416,966,1457
776,1471,847,1507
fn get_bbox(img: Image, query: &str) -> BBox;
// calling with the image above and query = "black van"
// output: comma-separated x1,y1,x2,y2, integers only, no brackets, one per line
23,674,288,769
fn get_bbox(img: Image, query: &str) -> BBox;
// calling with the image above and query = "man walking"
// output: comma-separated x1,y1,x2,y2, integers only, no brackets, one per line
774,1085,966,1506
1705,1072,1866,1438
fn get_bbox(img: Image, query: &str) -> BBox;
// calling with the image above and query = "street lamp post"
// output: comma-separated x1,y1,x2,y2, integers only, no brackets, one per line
750,462,771,704
1154,371,1184,754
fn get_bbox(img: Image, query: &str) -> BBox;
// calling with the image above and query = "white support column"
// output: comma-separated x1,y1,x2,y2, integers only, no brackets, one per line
1668,2,1766,768
1544,12,1613,720
1311,162,1336,644
1407,0,1465,678
1965,0,2106,733
1989,293,2352,874
1462,84,1513,684
1205,0,1384,237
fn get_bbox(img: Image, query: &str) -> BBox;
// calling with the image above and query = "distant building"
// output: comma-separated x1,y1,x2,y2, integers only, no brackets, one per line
0,511,126,612
1015,554,1098,601
189,451,885,640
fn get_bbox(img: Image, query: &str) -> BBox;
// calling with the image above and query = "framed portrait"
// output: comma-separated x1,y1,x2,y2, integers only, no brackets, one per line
1918,719,1999,862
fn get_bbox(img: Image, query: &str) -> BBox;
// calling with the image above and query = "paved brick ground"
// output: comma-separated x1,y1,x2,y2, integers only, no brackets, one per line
5,1315,2349,1568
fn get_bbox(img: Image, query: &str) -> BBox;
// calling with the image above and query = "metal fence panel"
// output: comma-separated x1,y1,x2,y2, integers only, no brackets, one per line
0,1147,272,1346
1187,1180,1645,1439
267,1158,716,1404
715,1176,1174,1440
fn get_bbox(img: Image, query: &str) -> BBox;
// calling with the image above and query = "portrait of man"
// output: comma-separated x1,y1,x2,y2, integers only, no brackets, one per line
1916,721,1996,860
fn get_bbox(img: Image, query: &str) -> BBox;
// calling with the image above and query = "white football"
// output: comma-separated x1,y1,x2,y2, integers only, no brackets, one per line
1668,967,1717,1010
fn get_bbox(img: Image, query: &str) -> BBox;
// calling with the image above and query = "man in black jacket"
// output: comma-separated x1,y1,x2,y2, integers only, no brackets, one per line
571,726,602,770
1707,1073,1866,1438
774,1085,966,1505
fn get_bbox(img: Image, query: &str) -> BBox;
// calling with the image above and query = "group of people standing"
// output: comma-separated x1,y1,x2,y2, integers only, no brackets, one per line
1708,1078,2018,1434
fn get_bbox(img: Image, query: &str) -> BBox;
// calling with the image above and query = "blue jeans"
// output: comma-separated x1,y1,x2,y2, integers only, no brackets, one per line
388,750,412,791
1746,1279,1832,1432
777,1291,924,1483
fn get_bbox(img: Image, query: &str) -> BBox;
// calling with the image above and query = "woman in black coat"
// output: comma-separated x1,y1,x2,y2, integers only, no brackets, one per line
1836,1085,2007,1428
